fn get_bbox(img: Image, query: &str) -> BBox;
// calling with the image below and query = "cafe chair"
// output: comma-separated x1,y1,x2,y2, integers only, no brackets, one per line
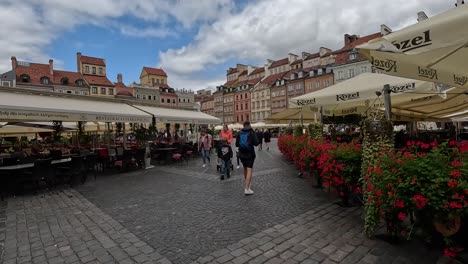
20,158,54,193
56,156,86,186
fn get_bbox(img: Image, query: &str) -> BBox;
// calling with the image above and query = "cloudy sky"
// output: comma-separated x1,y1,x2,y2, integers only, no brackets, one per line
0,0,453,90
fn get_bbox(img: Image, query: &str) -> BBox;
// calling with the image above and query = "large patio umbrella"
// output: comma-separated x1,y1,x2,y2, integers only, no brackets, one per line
289,73,439,116
266,108,319,123
358,5,468,89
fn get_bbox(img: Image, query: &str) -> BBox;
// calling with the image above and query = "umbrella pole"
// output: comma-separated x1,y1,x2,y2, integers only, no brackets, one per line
383,84,392,121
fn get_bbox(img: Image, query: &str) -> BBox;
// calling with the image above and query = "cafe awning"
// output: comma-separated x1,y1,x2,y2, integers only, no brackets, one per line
132,105,220,124
266,108,319,123
358,5,468,89
0,91,152,123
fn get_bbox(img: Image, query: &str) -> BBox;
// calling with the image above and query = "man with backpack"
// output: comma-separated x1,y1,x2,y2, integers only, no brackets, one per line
236,121,259,195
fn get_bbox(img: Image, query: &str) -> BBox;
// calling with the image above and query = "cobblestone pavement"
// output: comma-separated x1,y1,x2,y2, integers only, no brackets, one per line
0,139,454,263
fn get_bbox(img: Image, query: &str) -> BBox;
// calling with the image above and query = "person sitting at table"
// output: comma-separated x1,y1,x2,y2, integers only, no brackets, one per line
31,139,44,155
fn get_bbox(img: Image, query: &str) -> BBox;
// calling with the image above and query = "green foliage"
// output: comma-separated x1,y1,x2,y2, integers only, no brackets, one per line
308,123,323,140
293,126,303,137
52,120,63,143
285,127,293,135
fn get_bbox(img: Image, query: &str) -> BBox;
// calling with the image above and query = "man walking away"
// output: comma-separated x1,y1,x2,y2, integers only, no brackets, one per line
256,129,264,151
217,137,233,180
236,121,259,195
263,129,271,150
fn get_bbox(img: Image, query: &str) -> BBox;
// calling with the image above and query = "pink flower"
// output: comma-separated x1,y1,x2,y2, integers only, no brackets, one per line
451,159,462,167
398,212,406,221
413,194,428,209
448,201,463,209
450,170,462,178
394,200,405,208
375,189,383,196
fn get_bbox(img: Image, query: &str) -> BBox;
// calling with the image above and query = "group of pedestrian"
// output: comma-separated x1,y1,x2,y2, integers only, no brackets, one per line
197,121,260,195
255,128,271,151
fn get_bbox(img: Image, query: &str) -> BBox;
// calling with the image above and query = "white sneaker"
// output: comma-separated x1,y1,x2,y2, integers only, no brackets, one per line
202,164,206,168
236,165,240,169
244,189,254,195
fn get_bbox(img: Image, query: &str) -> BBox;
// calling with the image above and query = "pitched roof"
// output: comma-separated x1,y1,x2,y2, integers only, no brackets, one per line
268,58,289,69
116,90,133,97
157,83,170,89
15,62,53,87
238,70,248,76
249,67,265,75
227,68,238,75
114,82,127,89
304,52,320,61
223,80,237,87
338,32,381,52
53,70,87,87
80,55,106,66
83,74,114,86
290,59,303,66
142,67,167,76
247,77,263,85
260,72,288,85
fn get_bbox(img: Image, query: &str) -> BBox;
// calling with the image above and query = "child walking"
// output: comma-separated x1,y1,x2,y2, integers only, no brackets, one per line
217,138,233,180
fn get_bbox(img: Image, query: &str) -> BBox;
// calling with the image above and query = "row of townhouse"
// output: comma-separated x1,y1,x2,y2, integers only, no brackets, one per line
0,52,195,109
205,29,387,124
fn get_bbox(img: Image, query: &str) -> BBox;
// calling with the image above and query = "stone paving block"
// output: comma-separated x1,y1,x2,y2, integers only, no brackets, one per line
279,250,296,260
216,253,234,263
231,248,247,257
328,249,349,262
264,257,283,264
299,260,319,264
290,244,306,253
212,248,231,258
259,242,275,252
263,249,278,259
361,253,379,264
231,254,251,264
247,249,262,258
309,251,327,262
320,244,338,255
248,255,268,264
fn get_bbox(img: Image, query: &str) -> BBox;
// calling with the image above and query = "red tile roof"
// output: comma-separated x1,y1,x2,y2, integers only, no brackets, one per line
268,58,289,69
83,74,114,86
114,81,127,89
290,59,303,65
260,72,288,85
249,67,265,75
80,55,106,66
247,77,263,85
223,80,237,87
143,67,167,76
227,68,238,75
157,83,170,89
304,53,320,61
116,90,133,97
53,70,87,87
339,32,381,52
15,62,53,87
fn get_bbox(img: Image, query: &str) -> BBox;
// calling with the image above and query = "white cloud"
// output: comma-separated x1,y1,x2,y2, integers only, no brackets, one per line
0,0,233,72
159,0,452,76
169,75,225,92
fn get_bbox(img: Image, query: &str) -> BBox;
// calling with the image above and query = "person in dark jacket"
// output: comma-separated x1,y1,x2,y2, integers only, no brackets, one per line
263,129,272,150
236,121,259,195
217,137,233,180
256,129,264,151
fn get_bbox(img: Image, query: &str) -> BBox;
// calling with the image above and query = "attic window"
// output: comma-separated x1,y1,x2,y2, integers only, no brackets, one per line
75,79,84,87
40,76,50,84
61,77,69,85
349,52,358,60
20,74,30,83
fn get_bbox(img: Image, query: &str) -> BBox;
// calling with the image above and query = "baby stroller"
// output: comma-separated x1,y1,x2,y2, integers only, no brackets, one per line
216,158,234,172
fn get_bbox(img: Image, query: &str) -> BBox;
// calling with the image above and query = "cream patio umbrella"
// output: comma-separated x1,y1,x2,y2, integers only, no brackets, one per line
289,73,439,116
358,5,468,89
265,108,319,123
228,123,243,130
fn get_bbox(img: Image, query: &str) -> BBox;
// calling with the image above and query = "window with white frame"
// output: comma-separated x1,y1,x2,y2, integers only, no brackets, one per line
316,81,320,89
349,68,355,78
288,84,294,92
338,71,343,80
361,66,367,73
324,80,330,87
307,83,313,90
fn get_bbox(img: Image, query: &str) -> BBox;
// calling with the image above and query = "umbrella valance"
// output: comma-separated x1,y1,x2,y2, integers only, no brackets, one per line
132,105,220,124
358,5,468,89
289,73,438,116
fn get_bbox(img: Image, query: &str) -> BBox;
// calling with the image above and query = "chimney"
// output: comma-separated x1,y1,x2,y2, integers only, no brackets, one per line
417,11,428,22
11,56,17,69
344,34,358,45
76,52,82,72
288,53,298,64
380,24,392,36
117,73,123,83
319,47,331,57
49,59,54,75
302,52,311,60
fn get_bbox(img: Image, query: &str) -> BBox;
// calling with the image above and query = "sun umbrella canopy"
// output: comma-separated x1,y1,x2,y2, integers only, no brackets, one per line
266,108,319,123
228,123,243,130
132,105,220,124
289,73,439,116
358,5,468,89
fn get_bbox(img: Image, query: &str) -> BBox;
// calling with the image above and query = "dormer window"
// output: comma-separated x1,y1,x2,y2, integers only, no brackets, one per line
276,80,280,86
298,72,303,78
318,68,323,75
20,74,30,83
61,77,69,85
75,79,84,87
349,52,358,60
290,73,295,80
41,77,50,85
309,71,315,77
281,80,285,85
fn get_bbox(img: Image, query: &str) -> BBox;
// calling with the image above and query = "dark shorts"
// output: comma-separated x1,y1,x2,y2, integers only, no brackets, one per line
240,157,255,168
265,139,271,143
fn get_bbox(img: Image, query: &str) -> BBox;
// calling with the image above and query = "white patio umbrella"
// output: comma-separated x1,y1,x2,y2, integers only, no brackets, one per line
358,5,468,89
214,125,223,131
228,123,243,130
251,122,266,128
289,73,439,116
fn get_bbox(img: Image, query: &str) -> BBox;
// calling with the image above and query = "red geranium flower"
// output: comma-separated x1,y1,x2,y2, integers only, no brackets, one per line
394,199,405,208
451,159,462,167
450,169,462,178
375,189,382,196
449,140,457,146
448,179,459,188
398,212,406,221
398,178,403,183
411,178,417,184
444,248,456,258
448,201,463,209
413,194,428,209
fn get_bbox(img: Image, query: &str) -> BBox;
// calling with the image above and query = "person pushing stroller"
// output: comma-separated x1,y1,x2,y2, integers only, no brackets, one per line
217,137,233,180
